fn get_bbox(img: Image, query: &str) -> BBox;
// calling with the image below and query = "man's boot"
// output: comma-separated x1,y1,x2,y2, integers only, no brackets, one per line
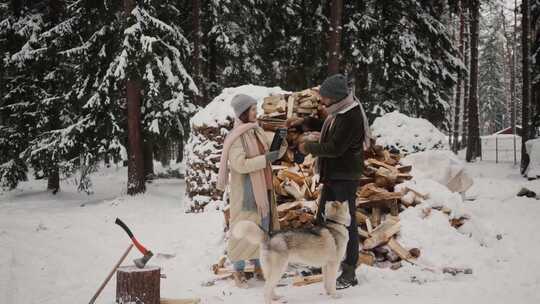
336,263,358,290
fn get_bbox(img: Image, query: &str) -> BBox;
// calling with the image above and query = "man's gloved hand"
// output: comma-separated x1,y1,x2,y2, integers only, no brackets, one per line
293,149,305,164
265,150,280,162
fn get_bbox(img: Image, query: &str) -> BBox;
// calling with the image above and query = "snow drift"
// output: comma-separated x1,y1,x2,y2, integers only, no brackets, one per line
371,111,449,154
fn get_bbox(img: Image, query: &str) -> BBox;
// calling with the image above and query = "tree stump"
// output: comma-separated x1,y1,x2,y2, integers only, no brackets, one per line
116,266,160,304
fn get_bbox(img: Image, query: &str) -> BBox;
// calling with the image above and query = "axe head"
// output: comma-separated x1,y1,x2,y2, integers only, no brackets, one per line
134,251,153,269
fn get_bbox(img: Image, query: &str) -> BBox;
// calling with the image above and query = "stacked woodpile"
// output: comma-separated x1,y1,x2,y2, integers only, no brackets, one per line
185,117,234,212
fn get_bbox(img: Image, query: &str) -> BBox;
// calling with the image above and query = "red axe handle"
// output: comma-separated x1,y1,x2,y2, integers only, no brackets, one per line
115,218,150,255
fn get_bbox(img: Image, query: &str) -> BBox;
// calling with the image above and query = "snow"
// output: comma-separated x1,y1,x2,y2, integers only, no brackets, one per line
401,150,473,193
190,85,286,128
525,138,540,178
371,111,449,154
2,158,540,303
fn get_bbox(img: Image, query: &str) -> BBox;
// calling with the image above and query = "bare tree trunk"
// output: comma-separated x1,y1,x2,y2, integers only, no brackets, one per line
522,0,531,160
47,166,60,194
327,0,343,75
453,0,465,153
462,5,470,150
176,139,184,163
192,0,203,105
513,0,518,133
127,80,146,195
143,138,154,181
466,0,481,162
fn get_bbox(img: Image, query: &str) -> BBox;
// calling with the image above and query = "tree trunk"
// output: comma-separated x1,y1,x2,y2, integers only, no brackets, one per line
192,0,203,105
466,0,481,162
453,0,465,153
327,0,343,75
522,0,531,159
176,139,184,163
124,0,145,195
159,146,170,168
116,266,160,304
462,6,470,149
512,0,518,134
127,79,146,195
47,165,60,194
143,138,154,181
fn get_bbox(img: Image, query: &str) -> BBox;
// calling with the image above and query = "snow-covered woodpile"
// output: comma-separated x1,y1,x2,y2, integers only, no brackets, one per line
189,86,474,280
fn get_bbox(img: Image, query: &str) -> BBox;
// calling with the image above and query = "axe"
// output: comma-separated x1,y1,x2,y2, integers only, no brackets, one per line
115,218,153,268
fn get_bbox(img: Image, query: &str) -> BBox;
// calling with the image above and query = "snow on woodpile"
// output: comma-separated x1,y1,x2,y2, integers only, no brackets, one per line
184,85,286,212
371,111,449,154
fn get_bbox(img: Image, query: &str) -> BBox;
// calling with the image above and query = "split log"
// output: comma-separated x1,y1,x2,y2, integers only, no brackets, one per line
363,219,401,249
277,201,303,217
277,170,305,186
355,211,369,225
293,274,323,286
262,95,283,114
116,266,160,304
358,227,370,238
357,251,375,267
282,180,304,200
365,159,399,172
211,256,227,274
387,238,413,261
215,266,255,275
396,165,413,173
365,217,373,233
371,207,382,227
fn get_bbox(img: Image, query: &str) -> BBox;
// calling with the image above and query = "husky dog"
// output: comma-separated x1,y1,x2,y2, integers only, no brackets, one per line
233,201,351,304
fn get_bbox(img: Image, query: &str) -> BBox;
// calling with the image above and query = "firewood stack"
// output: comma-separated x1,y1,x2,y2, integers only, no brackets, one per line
185,117,234,212
251,87,431,271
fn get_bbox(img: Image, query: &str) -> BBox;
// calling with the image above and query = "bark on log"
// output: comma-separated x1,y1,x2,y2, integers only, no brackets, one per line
116,266,160,304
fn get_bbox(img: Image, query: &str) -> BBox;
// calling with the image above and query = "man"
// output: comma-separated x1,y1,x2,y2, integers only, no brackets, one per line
297,74,369,289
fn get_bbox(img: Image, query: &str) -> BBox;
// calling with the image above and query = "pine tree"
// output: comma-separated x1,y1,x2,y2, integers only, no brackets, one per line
466,0,481,162
343,0,464,130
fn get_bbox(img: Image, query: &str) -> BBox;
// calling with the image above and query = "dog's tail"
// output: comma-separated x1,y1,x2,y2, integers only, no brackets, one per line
232,220,266,244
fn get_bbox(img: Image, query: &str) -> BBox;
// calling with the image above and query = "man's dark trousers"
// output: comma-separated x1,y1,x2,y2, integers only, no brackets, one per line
315,180,359,267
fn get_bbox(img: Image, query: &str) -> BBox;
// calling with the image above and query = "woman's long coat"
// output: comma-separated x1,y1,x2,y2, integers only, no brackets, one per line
227,127,286,262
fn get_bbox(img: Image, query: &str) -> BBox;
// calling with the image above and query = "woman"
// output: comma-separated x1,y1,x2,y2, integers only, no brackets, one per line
217,94,286,288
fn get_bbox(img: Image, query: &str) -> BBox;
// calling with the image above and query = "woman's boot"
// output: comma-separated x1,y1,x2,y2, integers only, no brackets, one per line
232,271,249,288
254,266,265,281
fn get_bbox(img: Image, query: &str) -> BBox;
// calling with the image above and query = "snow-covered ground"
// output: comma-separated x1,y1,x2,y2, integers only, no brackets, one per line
1,159,540,304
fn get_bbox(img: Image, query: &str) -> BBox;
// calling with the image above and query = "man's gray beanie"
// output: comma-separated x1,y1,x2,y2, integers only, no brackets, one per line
231,94,258,118
319,74,349,101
